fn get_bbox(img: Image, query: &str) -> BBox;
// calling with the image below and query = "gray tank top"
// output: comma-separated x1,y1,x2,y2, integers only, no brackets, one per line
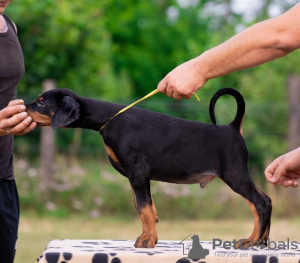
0,13,25,180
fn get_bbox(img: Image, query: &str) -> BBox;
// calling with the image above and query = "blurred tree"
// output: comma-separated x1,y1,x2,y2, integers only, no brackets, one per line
6,0,300,186
4,0,300,217
103,0,216,96
7,0,132,100
8,0,133,158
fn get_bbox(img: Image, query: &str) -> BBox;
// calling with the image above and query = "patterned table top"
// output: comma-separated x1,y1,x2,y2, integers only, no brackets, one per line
38,239,300,263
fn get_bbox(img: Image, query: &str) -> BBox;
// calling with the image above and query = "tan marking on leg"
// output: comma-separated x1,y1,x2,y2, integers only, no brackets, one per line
140,205,155,233
261,224,270,241
135,204,158,248
256,186,271,242
151,196,158,223
237,198,261,248
104,144,121,165
132,188,137,210
244,198,260,241
255,185,267,197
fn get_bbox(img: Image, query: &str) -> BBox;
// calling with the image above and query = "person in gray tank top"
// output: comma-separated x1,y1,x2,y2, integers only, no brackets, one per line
0,1,36,262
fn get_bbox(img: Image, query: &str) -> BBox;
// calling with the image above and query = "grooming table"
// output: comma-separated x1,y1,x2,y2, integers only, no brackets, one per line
37,239,300,263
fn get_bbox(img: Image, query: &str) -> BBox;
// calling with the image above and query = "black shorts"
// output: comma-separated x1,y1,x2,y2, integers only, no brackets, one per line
0,180,20,263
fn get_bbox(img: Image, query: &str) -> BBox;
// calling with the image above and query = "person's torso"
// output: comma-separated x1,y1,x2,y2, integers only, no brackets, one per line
0,13,25,180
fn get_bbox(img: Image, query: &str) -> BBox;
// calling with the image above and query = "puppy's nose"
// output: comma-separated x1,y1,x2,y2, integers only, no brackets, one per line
24,102,33,110
25,104,34,115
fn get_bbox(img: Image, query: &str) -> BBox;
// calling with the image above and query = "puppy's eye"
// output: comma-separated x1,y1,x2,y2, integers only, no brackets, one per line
37,100,45,107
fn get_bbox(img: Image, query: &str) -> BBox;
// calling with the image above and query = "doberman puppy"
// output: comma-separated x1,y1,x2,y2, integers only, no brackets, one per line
26,88,272,249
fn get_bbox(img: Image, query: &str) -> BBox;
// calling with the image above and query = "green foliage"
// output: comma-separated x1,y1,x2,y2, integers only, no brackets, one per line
7,0,132,100
103,0,214,96
15,157,254,219
16,157,300,220
5,0,300,216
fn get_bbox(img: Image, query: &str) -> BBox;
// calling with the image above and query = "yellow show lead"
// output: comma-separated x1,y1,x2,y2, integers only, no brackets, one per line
100,89,200,131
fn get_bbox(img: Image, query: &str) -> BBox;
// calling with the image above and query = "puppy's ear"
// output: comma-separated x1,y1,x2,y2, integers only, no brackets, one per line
51,96,80,129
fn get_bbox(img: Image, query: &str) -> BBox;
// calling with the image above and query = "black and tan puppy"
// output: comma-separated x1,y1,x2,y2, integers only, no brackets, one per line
26,88,272,249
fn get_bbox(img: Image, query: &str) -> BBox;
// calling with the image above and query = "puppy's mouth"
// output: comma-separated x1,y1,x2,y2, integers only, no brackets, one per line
26,110,51,127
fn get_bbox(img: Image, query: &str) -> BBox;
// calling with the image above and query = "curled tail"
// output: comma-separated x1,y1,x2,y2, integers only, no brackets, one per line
209,88,245,132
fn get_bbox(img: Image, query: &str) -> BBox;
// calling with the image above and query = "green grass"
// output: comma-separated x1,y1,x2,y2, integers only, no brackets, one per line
15,215,300,263
13,157,300,262
14,156,266,220
15,156,300,219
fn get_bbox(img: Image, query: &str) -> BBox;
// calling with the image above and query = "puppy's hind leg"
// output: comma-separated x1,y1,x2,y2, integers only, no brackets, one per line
223,171,272,249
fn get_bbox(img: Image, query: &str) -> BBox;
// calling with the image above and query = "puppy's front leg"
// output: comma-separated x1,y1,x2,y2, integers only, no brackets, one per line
129,167,158,248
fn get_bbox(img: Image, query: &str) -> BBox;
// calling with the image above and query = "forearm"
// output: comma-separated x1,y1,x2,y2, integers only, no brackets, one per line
197,5,300,81
158,3,300,100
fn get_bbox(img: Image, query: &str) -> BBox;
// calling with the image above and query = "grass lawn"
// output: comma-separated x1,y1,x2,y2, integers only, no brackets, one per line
15,215,300,263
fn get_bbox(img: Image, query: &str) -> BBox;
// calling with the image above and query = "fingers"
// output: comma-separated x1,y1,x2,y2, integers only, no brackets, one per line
157,77,168,94
173,91,182,101
0,99,37,135
0,103,37,135
157,59,205,100
265,157,282,183
158,78,183,100
166,84,174,98
265,154,300,188
282,170,300,179
4,115,34,135
16,121,37,135
279,180,297,187
0,103,26,119
0,111,28,131
183,93,194,99
277,172,299,188
273,162,289,183
158,77,195,100
264,155,291,184
275,177,298,188
7,99,24,107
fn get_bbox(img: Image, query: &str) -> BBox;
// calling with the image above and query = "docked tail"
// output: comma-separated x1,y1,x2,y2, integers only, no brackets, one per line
209,88,245,132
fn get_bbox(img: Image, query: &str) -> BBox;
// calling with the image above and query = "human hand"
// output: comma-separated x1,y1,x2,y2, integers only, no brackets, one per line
157,58,207,100
0,99,37,136
265,148,300,187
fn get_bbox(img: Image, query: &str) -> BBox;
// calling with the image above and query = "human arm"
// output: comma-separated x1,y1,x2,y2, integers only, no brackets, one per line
265,147,300,188
0,99,36,136
158,3,300,100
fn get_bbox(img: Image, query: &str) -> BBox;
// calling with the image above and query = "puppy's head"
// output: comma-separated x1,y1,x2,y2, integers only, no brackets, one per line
26,89,80,129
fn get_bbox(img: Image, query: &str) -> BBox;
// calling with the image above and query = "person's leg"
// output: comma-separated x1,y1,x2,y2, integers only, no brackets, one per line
0,180,20,263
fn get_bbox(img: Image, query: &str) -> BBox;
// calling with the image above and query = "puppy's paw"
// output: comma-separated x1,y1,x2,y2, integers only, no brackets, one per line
236,238,267,249
134,232,158,248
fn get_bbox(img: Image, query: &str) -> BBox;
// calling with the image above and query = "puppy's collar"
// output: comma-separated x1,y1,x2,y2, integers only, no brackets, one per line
99,89,200,131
